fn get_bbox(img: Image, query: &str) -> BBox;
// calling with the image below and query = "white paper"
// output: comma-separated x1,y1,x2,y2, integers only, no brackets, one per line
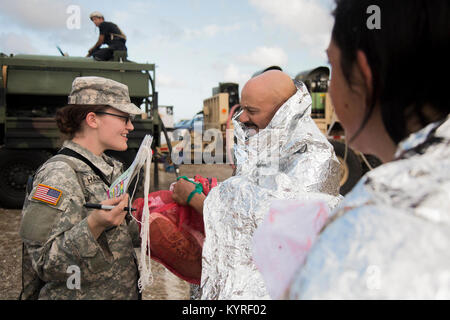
107,134,153,198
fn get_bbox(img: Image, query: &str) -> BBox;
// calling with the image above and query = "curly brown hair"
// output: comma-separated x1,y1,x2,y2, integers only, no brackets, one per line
56,104,109,139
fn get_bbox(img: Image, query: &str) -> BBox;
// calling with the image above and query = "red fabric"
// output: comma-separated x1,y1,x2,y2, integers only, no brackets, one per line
132,175,217,284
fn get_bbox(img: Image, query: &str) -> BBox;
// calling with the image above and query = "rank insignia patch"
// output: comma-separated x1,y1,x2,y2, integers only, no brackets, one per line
32,184,63,206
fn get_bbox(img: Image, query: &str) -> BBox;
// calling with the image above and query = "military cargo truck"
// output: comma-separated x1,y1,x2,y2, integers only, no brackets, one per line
0,53,161,208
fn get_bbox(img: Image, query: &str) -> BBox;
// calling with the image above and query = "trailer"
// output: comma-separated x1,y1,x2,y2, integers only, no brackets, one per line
0,53,162,208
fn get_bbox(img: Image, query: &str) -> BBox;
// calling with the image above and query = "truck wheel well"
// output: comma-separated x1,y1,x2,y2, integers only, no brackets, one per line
0,149,52,208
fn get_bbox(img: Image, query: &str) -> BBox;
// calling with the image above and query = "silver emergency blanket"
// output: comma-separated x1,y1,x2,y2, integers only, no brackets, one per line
288,115,450,299
201,81,342,300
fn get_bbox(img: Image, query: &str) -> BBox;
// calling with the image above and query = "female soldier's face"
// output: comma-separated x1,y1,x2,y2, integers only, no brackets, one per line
96,108,134,152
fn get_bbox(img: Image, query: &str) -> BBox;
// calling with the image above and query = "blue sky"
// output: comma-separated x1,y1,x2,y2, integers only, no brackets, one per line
0,0,335,122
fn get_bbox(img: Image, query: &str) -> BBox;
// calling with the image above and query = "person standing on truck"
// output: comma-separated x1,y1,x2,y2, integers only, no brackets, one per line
87,11,127,61
19,76,144,299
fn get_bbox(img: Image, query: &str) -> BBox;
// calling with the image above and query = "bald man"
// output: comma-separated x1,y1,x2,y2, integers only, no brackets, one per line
172,71,297,211
239,70,297,131
172,70,341,299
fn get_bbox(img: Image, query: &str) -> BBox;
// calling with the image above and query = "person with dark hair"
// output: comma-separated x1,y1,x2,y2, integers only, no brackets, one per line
19,76,144,299
87,11,127,61
281,0,450,299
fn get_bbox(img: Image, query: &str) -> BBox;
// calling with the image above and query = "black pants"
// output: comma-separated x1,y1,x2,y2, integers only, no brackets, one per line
92,41,127,61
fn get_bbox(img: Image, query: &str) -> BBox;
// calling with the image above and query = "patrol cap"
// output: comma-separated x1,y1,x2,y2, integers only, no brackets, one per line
89,11,104,20
68,76,144,115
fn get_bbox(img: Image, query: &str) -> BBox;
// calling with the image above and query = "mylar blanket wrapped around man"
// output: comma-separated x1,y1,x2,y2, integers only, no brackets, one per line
201,81,343,299
132,175,217,284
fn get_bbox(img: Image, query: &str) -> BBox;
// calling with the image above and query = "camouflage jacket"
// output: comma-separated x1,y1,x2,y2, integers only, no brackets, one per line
20,140,140,300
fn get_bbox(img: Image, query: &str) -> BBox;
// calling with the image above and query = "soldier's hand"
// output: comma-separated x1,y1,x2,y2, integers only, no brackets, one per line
87,194,129,239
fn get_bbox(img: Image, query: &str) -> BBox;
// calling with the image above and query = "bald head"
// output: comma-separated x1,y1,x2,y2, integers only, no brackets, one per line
239,70,296,130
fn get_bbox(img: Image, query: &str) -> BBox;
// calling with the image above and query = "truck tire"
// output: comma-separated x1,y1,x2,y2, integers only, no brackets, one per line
0,149,52,209
329,140,363,195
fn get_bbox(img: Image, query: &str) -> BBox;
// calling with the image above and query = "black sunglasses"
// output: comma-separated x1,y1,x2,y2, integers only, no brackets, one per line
95,111,133,124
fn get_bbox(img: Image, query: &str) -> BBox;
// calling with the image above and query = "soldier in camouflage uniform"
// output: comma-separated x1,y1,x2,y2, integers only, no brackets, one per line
19,76,144,299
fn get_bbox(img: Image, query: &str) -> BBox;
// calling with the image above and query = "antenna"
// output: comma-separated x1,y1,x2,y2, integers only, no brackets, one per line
56,46,68,56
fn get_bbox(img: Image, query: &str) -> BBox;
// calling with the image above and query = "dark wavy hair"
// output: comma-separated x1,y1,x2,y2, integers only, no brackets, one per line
332,0,450,144
56,104,108,139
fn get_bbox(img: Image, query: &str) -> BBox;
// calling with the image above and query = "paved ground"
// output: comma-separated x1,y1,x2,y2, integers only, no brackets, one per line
0,164,233,300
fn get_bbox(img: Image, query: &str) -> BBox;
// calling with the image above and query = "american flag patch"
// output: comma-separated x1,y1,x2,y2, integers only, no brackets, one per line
32,184,63,206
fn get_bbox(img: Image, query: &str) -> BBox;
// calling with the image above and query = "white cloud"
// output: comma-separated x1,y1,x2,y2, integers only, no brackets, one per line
238,46,288,68
0,0,72,30
223,64,251,83
0,1,99,53
183,23,241,40
0,33,38,54
157,73,186,89
149,19,185,45
249,0,334,58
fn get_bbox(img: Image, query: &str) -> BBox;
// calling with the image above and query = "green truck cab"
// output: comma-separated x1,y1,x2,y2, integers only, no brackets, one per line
0,53,161,208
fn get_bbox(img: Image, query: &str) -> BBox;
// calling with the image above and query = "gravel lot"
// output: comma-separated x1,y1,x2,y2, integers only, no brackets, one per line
0,164,233,300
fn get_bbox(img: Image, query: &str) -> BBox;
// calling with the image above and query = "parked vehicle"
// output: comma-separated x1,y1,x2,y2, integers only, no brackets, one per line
174,113,203,132
0,53,162,208
174,119,190,129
